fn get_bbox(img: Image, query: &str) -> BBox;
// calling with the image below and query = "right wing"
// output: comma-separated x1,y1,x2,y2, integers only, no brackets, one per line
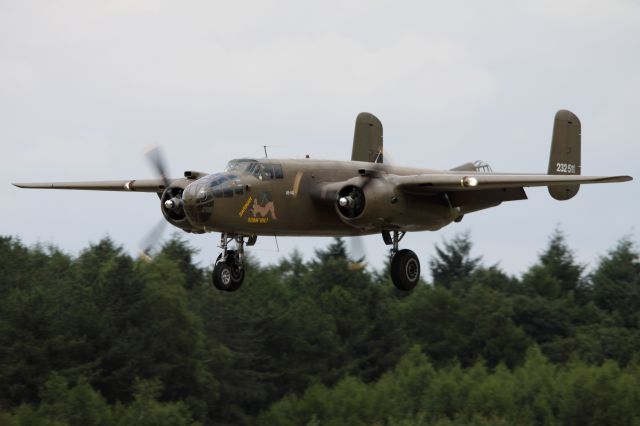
387,172,631,214
390,173,632,193
12,178,172,193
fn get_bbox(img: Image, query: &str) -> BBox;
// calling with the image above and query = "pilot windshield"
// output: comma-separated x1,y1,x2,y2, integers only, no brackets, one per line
225,159,284,180
183,172,245,210
226,159,258,175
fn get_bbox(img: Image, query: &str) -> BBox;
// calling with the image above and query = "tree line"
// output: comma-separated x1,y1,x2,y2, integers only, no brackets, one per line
0,230,639,425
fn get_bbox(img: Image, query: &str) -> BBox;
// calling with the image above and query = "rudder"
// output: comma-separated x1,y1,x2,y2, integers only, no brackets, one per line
548,109,581,200
352,112,383,163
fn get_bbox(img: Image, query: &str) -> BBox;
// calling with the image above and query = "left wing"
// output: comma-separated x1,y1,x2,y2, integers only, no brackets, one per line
12,179,170,193
390,173,632,193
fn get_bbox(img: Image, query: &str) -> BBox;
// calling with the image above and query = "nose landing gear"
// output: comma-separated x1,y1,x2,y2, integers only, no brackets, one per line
212,234,256,292
383,231,421,291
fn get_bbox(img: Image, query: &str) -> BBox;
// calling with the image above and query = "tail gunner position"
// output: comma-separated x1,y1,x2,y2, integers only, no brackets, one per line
13,111,632,291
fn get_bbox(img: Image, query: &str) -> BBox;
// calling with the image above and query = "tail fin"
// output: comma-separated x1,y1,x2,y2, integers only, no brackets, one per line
352,112,383,163
548,109,581,200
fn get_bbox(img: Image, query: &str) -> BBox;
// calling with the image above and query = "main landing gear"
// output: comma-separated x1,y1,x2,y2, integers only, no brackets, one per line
212,231,420,292
383,230,421,291
212,234,256,292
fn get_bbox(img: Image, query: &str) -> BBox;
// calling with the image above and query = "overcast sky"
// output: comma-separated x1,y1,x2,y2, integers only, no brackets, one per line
1,0,638,278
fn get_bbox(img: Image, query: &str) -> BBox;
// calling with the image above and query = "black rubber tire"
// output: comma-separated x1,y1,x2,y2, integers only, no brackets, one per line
212,251,245,291
213,261,234,291
390,249,420,291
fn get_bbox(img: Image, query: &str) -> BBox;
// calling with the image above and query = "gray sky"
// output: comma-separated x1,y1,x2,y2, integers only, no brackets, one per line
1,0,638,278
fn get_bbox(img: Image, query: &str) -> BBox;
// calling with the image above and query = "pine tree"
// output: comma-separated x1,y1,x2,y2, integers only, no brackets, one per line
429,232,481,291
591,237,640,327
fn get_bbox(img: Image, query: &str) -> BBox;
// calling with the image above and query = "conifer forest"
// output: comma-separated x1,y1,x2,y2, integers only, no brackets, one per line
1,231,640,425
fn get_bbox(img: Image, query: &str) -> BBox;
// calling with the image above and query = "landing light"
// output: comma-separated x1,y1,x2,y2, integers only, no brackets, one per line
461,176,478,187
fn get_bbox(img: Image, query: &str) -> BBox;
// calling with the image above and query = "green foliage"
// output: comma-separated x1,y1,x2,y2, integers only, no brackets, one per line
591,237,640,328
156,236,204,289
528,229,585,298
37,374,112,426
429,232,481,291
114,379,198,426
259,345,640,425
1,230,640,425
1,376,198,426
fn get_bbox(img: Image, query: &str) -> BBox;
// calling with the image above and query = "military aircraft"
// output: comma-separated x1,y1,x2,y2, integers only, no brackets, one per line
13,110,632,291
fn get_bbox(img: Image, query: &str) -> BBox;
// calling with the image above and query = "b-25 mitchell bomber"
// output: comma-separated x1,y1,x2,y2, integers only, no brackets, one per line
14,111,632,291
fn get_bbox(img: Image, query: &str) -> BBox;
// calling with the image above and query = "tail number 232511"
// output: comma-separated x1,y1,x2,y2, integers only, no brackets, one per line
556,163,577,174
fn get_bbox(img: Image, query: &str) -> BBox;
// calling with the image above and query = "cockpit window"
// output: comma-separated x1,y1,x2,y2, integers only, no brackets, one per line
473,160,493,173
226,159,258,174
226,159,283,180
252,164,262,179
251,163,284,180
274,164,283,179
262,164,274,180
200,172,244,198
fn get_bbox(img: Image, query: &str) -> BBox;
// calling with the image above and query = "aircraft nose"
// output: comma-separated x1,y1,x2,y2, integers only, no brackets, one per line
182,180,214,224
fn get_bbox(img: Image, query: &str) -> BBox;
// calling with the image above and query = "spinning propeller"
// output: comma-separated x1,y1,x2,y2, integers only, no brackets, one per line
138,146,173,259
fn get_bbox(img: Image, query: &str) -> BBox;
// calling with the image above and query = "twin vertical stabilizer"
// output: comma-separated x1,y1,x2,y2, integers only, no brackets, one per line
548,110,581,200
352,112,383,163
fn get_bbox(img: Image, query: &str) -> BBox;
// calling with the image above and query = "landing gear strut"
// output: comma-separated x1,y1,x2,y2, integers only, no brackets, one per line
383,230,421,291
212,234,255,291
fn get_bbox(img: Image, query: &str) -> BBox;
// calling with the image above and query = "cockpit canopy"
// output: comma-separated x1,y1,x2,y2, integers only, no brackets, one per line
182,171,244,224
473,160,493,173
193,172,244,201
226,159,284,180
226,159,259,174
450,160,493,173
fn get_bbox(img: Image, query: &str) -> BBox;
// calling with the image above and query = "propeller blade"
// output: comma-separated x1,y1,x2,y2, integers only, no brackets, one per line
348,236,367,270
360,148,396,189
138,218,168,261
145,145,171,188
383,148,397,166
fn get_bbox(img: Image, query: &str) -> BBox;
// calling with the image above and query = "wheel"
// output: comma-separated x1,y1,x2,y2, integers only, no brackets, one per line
212,251,245,291
213,261,233,291
212,261,245,291
390,249,420,291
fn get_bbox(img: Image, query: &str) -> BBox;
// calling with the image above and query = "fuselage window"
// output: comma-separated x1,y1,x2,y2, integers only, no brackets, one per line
274,164,283,179
248,163,283,180
262,164,275,180
252,164,272,180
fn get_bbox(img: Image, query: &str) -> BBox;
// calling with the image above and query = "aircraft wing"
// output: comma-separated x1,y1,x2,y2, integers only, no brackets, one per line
12,179,170,193
390,173,632,193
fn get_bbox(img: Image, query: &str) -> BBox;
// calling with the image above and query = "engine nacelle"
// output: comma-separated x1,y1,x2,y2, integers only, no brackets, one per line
160,178,203,233
335,177,404,230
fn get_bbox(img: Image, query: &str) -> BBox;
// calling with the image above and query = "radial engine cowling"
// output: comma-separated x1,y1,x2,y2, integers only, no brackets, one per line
159,178,201,233
335,177,404,230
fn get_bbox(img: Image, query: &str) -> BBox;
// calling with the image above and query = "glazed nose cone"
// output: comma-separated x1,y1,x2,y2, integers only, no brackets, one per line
182,180,214,224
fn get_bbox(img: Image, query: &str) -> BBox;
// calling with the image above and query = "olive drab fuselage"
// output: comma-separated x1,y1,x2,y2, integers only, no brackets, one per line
179,158,455,236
